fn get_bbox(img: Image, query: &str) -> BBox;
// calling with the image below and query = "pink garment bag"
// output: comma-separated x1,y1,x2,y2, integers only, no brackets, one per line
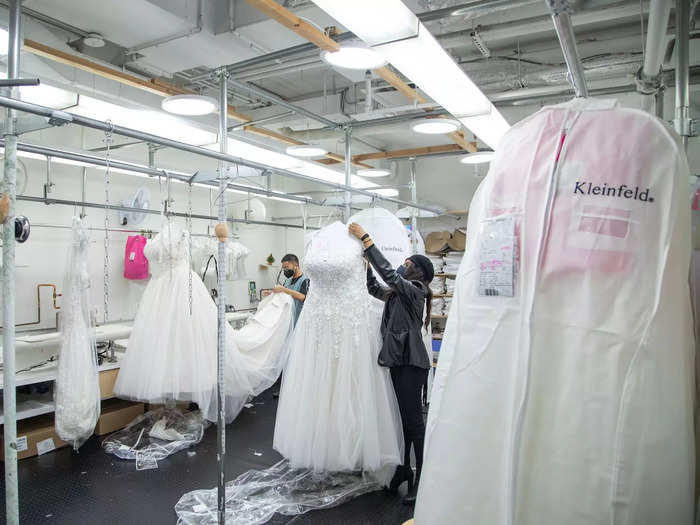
124,235,149,280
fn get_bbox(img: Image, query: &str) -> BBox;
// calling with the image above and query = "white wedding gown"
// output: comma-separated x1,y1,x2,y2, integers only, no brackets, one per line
55,217,100,450
115,222,294,423
273,221,402,473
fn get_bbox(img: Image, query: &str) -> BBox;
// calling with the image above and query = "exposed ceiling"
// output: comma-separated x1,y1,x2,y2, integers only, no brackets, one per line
2,0,699,212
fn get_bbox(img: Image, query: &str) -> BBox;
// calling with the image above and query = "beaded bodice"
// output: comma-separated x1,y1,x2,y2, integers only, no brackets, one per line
302,222,370,347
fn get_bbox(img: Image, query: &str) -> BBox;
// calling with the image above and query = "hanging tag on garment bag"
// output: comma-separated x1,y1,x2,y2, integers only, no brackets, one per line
478,216,515,297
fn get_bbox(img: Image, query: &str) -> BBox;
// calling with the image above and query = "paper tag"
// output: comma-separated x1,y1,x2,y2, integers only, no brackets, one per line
36,438,56,456
192,504,207,513
129,251,136,261
479,216,515,297
15,436,27,452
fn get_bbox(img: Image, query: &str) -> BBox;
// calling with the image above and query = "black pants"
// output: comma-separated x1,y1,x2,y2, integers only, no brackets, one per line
391,365,429,476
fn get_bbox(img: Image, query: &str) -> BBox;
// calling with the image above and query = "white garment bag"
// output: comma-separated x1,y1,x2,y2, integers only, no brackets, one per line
55,217,100,450
416,98,695,525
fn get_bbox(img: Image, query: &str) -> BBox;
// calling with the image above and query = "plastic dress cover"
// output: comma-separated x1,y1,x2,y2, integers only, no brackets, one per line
114,222,295,424
103,408,208,466
55,217,100,450
416,98,695,525
175,459,380,525
274,221,402,474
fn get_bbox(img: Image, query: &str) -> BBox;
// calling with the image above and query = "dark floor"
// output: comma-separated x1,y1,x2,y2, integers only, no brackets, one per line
0,389,414,525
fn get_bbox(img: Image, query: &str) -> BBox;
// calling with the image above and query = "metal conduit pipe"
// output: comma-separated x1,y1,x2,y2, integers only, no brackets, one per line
636,0,673,113
17,195,309,229
2,1,20,523
0,96,444,215
675,0,692,147
546,0,589,97
0,140,324,207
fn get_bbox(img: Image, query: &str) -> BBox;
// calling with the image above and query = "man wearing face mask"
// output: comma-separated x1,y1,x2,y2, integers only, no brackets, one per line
272,253,309,326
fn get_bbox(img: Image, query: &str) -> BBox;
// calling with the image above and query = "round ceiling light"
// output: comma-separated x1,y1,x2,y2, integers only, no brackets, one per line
357,168,391,178
83,33,106,48
460,151,495,165
161,94,218,116
285,144,328,158
320,45,387,70
411,117,461,135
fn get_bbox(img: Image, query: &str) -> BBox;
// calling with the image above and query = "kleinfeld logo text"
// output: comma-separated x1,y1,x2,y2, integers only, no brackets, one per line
574,181,654,203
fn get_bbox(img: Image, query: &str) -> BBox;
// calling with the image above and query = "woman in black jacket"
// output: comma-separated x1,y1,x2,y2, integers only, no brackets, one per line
348,222,434,505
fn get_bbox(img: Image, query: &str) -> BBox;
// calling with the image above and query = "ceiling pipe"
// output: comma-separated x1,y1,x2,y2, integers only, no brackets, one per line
636,0,673,113
675,0,692,147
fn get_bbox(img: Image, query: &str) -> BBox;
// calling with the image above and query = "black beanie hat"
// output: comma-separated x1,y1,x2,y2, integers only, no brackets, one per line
408,254,435,283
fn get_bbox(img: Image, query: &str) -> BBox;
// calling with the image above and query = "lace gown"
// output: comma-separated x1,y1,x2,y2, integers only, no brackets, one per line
273,221,403,473
115,222,294,423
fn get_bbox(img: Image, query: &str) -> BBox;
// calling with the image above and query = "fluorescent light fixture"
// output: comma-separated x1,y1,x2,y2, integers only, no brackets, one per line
320,45,387,70
357,168,391,177
410,117,461,135
285,144,328,158
460,151,494,165
161,94,217,116
311,0,510,149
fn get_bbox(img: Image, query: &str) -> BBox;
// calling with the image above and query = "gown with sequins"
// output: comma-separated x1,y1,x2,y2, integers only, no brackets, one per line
273,221,403,473
114,222,295,424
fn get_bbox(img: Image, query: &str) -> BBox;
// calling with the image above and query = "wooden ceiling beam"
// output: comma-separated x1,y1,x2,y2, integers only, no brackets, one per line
244,0,474,153
353,143,469,162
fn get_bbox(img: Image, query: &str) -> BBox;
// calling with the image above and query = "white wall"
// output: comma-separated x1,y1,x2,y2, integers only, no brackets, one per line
1,154,308,333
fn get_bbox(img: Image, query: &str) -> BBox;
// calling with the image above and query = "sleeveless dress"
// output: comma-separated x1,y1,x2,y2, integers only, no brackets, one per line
273,221,402,473
114,222,295,423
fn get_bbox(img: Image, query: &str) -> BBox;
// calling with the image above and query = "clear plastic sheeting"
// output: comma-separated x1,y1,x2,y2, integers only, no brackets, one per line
103,408,208,466
175,459,380,525
55,217,100,450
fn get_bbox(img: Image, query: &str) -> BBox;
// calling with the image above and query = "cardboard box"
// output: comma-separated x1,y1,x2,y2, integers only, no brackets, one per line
99,368,120,400
1,415,68,461
95,400,144,436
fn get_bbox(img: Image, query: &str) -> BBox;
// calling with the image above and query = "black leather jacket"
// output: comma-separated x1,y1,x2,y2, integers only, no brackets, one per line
365,244,431,370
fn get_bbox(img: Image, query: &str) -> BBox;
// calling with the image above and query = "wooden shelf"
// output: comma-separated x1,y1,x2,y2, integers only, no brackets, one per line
433,293,453,298
431,314,448,319
434,273,456,278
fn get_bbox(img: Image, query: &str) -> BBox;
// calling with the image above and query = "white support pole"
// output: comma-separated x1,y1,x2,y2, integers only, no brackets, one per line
344,127,352,222
216,68,229,525
410,158,418,254
675,0,691,149
2,1,21,523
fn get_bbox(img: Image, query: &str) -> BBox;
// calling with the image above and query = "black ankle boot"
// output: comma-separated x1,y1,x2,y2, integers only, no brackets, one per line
403,469,420,505
387,465,414,494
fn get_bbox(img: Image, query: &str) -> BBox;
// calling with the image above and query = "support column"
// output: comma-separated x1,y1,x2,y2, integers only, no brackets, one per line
344,126,352,222
410,158,418,254
215,68,229,525
3,1,21,524
675,0,691,149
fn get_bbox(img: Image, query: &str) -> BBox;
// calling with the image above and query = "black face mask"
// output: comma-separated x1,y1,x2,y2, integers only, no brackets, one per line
283,268,295,278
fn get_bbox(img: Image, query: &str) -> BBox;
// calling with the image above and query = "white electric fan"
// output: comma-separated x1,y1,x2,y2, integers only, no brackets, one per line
119,187,151,226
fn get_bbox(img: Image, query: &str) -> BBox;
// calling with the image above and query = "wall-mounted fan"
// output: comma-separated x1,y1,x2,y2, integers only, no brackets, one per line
0,155,28,196
243,198,267,222
119,187,151,226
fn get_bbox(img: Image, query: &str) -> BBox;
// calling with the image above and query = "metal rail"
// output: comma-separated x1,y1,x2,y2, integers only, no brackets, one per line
675,0,692,147
0,140,323,207
0,95,444,215
17,195,309,229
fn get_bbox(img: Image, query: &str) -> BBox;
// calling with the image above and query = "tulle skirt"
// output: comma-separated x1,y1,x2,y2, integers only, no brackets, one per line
115,265,293,423
273,304,403,474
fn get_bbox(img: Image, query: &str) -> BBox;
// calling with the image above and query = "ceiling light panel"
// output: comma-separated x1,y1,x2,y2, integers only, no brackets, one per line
321,46,387,70
311,0,510,149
